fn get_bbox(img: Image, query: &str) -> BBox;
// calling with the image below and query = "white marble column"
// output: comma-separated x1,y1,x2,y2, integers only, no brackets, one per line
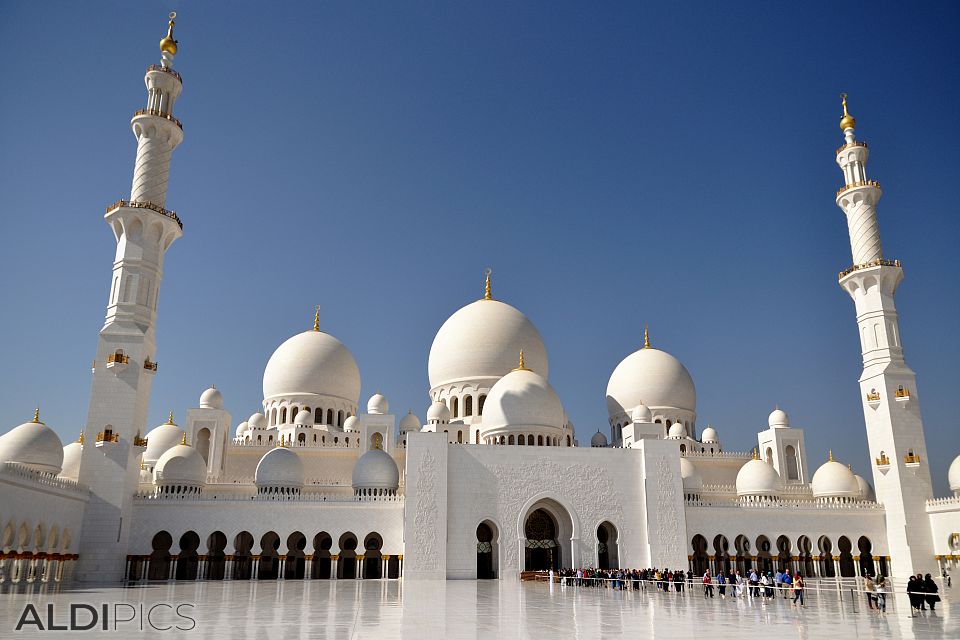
304,557,312,580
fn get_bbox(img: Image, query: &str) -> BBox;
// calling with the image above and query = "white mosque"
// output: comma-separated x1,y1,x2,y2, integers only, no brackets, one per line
2,15,960,586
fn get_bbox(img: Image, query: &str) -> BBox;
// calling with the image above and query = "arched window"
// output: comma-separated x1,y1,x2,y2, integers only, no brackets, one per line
537,435,544,446
508,435,515,445
298,433,306,445
457,430,463,443
327,409,334,425
315,408,323,424
566,435,571,446
451,397,459,418
338,410,344,427
519,434,526,445
785,445,800,481
475,431,480,444
465,396,473,417
478,395,486,415
280,408,287,424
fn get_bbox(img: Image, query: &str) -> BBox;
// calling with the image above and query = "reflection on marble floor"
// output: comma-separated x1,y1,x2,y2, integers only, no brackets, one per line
0,580,956,639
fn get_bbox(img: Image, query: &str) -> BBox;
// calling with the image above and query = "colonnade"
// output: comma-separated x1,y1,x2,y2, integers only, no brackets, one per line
0,552,78,583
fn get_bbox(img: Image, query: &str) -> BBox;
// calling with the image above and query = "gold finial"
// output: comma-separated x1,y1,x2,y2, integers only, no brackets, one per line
181,432,188,445
279,434,286,448
484,268,493,300
313,305,320,331
848,463,853,471
160,12,178,56
166,410,175,425
752,447,759,460
839,93,856,131
513,349,529,371
31,407,41,423
78,431,85,444
643,325,650,349
140,460,145,470
828,450,834,462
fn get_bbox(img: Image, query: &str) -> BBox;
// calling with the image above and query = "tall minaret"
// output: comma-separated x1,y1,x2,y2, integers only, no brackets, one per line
835,95,935,577
75,13,185,582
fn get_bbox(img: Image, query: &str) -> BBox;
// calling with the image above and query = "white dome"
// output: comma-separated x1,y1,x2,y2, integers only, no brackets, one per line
768,408,790,429
343,415,360,432
248,413,267,430
255,447,304,488
199,386,223,409
428,299,548,389
59,441,83,481
481,368,564,432
606,347,696,417
293,410,312,426
154,444,207,486
234,421,249,438
668,422,686,439
591,431,608,447
352,449,400,490
701,426,719,444
262,330,361,404
811,459,860,499
0,416,64,474
367,393,389,415
949,454,960,494
631,403,653,422
143,420,186,465
855,474,876,502
736,459,781,497
679,457,703,492
427,401,451,423
399,410,421,433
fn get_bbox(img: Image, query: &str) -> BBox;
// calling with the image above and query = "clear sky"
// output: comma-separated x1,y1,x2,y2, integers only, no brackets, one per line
1,1,958,494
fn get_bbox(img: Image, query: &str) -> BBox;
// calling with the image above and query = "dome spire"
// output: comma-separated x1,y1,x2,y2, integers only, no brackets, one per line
313,305,320,331
159,12,178,56
752,447,759,460
78,430,85,444
643,325,650,349
181,432,187,446
828,449,834,462
839,93,856,131
32,407,41,424
166,410,175,425
484,268,493,300
513,349,529,371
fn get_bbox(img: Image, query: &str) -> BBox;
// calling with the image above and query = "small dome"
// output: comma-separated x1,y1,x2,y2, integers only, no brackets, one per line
59,441,83,481
736,459,781,497
352,448,400,490
343,415,360,432
248,413,268,430
701,426,719,444
481,368,564,432
262,330,361,405
234,421,249,438
143,419,186,465
768,408,790,429
811,459,860,499
668,422,686,439
293,410,312,426
606,347,696,419
0,414,64,474
154,444,206,486
949,454,960,494
427,401,451,423
591,431,608,447
855,474,876,502
199,386,223,409
367,393,389,415
428,298,549,390
679,457,703,492
631,403,653,423
399,410,421,434
255,447,304,488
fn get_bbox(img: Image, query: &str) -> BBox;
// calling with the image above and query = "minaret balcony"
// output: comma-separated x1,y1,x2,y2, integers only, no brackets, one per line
105,199,183,230
836,140,868,155
836,179,881,197
132,108,183,131
133,435,149,449
95,429,120,450
865,388,882,409
146,64,182,83
143,358,159,373
838,258,901,280
894,386,910,404
875,454,891,470
106,352,130,372
904,453,922,467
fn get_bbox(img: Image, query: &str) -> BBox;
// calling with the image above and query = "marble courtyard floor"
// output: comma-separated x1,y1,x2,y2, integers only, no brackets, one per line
0,579,955,639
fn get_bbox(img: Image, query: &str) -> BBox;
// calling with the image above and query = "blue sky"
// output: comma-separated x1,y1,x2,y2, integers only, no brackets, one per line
1,1,958,494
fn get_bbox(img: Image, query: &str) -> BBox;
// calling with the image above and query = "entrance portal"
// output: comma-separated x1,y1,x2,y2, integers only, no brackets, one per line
524,509,560,571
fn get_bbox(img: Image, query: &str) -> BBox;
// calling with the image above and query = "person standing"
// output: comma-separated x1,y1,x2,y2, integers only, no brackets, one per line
923,573,940,611
864,574,876,610
792,573,805,607
907,575,921,614
775,569,783,597
875,575,887,613
782,570,792,599
703,571,714,598
717,571,726,599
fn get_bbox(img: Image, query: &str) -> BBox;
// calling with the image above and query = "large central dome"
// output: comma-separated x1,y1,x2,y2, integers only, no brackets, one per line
606,346,696,418
263,330,361,403
428,298,548,390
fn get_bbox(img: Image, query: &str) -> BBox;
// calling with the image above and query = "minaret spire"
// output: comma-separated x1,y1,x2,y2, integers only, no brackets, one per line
484,268,492,300
313,305,321,331
643,325,650,349
834,99,935,577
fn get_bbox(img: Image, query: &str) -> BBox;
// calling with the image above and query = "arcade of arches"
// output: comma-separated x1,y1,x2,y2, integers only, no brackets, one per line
128,530,401,581
689,533,887,578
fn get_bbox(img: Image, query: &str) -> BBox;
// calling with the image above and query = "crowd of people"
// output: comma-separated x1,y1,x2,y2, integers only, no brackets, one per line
905,573,941,615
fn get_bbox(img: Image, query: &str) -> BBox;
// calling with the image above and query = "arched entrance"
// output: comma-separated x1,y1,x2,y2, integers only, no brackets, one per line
148,531,172,580
285,532,306,579
175,531,200,580
258,532,280,580
524,509,559,571
776,535,792,573
476,521,497,579
691,534,709,575
755,535,773,574
233,532,254,580
734,534,751,575
838,536,855,577
597,522,619,570
363,533,383,579
797,536,814,577
818,536,835,577
312,532,332,579
338,533,358,579
713,535,731,575
858,536,875,577
206,531,227,580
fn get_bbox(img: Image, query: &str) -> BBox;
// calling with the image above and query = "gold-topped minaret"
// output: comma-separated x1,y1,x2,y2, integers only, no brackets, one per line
159,12,178,55
839,93,856,131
